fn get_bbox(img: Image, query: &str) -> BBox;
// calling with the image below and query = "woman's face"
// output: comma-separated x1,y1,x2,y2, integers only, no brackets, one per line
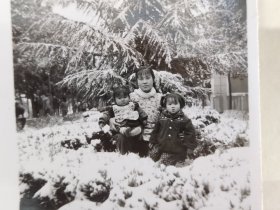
137,70,154,93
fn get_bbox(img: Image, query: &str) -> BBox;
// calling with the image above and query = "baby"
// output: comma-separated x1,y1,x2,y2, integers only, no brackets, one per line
99,86,148,137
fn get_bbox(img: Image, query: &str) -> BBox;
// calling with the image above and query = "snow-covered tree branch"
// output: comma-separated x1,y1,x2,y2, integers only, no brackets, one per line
12,0,247,102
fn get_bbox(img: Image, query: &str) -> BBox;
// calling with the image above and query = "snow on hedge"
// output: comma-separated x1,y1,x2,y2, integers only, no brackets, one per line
202,110,249,145
183,107,248,146
19,146,251,210
18,107,250,209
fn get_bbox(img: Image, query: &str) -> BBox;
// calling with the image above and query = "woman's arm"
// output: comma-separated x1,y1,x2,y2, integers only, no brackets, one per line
133,102,148,125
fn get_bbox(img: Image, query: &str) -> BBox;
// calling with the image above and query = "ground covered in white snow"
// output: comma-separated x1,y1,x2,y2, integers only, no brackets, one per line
18,106,250,210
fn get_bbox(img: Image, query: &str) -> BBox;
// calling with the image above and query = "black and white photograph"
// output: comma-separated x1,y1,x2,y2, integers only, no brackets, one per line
9,0,261,209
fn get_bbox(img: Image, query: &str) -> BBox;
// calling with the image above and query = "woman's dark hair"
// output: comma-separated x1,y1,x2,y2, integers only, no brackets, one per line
160,93,185,109
135,66,158,91
113,86,130,100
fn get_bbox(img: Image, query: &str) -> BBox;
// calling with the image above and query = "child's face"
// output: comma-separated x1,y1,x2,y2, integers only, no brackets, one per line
115,95,130,106
137,70,154,93
166,100,181,114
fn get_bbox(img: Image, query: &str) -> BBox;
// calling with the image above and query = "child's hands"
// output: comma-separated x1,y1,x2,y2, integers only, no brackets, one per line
109,117,120,132
148,143,154,149
178,133,184,141
187,148,193,157
119,127,127,135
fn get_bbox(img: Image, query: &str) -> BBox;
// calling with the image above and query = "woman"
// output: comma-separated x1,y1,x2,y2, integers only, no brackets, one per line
99,66,162,156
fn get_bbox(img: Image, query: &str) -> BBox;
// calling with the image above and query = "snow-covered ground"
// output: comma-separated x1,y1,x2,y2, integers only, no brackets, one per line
18,107,250,210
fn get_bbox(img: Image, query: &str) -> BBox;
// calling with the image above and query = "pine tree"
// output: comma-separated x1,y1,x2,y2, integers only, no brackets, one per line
12,0,247,104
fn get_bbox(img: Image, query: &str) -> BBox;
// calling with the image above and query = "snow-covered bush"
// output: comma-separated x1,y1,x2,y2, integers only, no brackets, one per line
19,106,248,161
183,106,220,129
61,138,83,150
200,110,248,146
19,172,47,198
25,148,250,210
182,106,248,157
18,127,251,210
18,106,250,209
79,170,112,202
33,175,76,208
181,148,251,210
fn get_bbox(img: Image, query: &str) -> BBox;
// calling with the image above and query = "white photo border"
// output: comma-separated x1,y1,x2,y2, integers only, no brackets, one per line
0,0,20,210
247,0,262,209
0,0,262,209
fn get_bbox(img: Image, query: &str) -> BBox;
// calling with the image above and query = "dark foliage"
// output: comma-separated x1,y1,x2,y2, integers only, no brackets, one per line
20,172,47,198
61,138,83,150
86,131,116,152
80,180,111,202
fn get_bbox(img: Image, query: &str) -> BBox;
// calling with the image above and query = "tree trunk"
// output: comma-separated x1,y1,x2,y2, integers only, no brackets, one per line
30,94,36,118
228,73,232,110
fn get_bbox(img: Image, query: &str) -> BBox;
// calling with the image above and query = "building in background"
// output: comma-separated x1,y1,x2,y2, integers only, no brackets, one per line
211,72,248,113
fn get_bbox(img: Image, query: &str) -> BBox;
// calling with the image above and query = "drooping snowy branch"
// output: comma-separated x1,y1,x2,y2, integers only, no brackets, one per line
12,0,248,100
58,68,127,100
14,42,74,68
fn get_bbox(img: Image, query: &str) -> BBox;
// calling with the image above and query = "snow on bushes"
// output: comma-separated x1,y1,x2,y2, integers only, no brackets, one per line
201,110,248,144
183,106,220,128
19,146,251,210
183,106,249,157
21,106,248,158
181,148,251,210
18,107,250,209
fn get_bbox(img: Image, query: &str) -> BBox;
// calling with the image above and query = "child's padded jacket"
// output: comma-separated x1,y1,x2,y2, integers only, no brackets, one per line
99,101,148,128
150,110,197,154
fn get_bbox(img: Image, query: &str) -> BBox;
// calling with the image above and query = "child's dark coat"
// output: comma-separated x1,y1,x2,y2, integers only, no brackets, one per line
150,110,197,155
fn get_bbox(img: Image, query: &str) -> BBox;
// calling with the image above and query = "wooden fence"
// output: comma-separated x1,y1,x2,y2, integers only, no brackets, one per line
211,93,249,113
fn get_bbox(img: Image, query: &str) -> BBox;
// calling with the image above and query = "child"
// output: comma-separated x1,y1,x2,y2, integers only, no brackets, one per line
149,93,197,166
99,86,148,138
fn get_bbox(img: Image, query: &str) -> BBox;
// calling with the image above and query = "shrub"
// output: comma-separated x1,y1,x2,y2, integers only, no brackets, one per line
19,172,47,198
79,170,112,203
